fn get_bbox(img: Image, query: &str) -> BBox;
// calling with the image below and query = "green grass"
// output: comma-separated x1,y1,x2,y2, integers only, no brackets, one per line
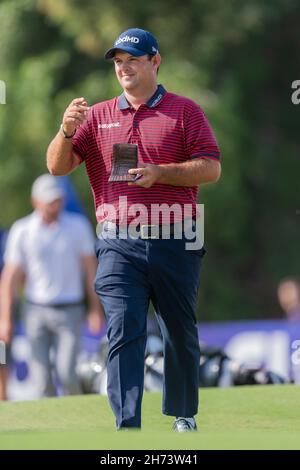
0,385,300,450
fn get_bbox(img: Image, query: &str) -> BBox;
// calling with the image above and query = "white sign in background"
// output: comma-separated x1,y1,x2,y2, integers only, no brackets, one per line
0,340,6,365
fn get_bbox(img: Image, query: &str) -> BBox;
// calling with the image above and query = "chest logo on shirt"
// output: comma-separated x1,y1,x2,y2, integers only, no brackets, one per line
98,122,120,129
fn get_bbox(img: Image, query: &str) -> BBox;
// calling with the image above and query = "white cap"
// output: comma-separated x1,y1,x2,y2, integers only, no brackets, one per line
31,174,64,203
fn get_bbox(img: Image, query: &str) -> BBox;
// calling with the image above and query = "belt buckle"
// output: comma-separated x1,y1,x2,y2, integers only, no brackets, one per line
140,224,158,239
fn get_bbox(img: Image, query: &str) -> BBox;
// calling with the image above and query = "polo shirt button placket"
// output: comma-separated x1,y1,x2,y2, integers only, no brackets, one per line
133,113,139,129
132,114,139,145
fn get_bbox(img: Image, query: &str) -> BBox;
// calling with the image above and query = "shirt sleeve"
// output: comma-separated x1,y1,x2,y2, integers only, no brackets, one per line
4,222,26,268
75,216,96,256
184,102,221,161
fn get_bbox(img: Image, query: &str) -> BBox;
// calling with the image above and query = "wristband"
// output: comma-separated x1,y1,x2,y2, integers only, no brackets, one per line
60,124,76,139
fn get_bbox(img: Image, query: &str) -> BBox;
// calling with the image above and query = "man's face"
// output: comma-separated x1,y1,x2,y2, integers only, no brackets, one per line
113,51,159,92
278,280,300,312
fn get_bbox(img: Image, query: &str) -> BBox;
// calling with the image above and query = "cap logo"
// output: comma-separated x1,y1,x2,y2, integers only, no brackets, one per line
115,36,140,46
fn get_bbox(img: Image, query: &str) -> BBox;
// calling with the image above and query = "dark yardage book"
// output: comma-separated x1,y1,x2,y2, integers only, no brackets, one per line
108,143,138,182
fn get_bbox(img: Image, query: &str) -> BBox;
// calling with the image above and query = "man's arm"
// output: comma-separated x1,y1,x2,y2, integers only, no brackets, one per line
80,255,105,334
0,264,25,344
46,131,81,176
47,97,89,176
128,158,221,188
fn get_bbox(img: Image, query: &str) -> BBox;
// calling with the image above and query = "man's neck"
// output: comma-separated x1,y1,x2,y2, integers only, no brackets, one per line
35,210,60,226
124,84,158,110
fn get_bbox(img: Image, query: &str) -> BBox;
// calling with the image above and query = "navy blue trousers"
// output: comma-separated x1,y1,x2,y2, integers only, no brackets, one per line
95,231,204,429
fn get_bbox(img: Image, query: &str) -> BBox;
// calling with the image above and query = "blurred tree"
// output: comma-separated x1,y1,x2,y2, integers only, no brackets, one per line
0,0,299,321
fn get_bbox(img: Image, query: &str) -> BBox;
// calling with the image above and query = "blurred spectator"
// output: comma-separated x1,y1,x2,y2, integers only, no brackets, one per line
0,228,8,399
277,278,300,384
277,278,300,321
0,229,8,273
0,175,104,399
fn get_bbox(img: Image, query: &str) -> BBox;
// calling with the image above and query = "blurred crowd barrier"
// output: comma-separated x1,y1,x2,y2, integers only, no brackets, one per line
198,319,300,384
5,318,300,400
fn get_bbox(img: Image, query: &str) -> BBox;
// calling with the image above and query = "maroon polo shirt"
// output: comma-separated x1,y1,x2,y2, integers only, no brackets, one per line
72,85,220,224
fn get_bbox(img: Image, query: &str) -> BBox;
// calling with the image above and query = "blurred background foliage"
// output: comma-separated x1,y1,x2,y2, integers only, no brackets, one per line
0,0,299,321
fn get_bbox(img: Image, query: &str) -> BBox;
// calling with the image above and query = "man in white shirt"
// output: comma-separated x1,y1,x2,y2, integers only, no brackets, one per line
0,174,104,398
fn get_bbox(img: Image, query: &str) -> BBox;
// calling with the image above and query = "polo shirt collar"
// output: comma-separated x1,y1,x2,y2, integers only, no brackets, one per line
32,210,63,227
118,84,166,110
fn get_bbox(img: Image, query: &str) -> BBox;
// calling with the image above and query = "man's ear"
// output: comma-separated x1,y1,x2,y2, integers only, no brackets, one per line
152,53,161,73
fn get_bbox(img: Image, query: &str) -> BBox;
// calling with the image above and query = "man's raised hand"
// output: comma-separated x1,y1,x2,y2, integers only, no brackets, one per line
62,97,89,135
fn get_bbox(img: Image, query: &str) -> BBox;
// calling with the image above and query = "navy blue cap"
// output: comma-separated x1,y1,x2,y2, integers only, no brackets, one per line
105,28,159,60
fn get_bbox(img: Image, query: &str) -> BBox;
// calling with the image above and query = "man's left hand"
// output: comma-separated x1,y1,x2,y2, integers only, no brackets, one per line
128,164,163,188
87,309,105,335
